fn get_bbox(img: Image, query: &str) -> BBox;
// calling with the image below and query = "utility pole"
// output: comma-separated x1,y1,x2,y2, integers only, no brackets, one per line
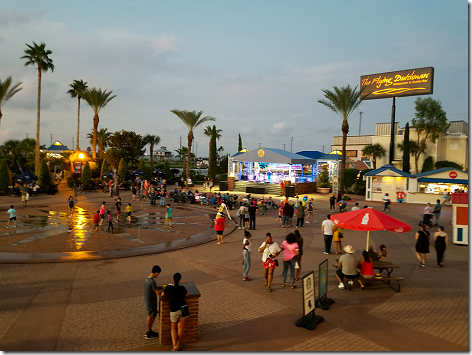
26,133,28,138
290,137,294,152
196,141,198,159
179,136,182,150
72,137,74,149
322,145,324,152
258,143,261,149
359,111,363,136
283,144,286,151
50,134,53,145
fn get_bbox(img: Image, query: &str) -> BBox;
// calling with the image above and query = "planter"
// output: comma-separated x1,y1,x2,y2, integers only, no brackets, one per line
317,187,331,194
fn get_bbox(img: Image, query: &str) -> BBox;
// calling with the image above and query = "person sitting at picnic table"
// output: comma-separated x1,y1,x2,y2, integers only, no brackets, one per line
367,245,379,261
377,244,388,261
335,245,358,289
358,250,375,289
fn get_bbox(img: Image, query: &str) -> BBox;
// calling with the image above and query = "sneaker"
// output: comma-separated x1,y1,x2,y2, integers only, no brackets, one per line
150,330,159,337
323,252,329,255
305,221,310,224
421,263,425,267
14,225,17,228
338,283,345,289
4,226,8,228
239,227,241,230
145,331,158,339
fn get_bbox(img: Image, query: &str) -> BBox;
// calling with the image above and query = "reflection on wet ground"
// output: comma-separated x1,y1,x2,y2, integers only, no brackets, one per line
1,209,203,250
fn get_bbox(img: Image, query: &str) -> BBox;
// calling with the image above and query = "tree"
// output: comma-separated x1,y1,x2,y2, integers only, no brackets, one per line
100,159,109,177
170,109,215,179
402,122,411,173
174,146,194,173
397,139,423,173
21,42,55,174
163,160,172,182
204,125,222,179
0,77,23,131
81,87,116,160
0,160,11,192
318,85,365,194
0,138,38,173
37,159,51,189
361,143,386,169
411,97,449,173
421,156,435,173
117,158,127,181
238,133,243,151
108,130,145,168
81,161,92,185
67,79,88,150
87,128,111,160
144,134,161,166
435,160,463,170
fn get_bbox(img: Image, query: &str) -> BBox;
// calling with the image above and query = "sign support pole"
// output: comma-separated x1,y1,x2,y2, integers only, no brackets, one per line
389,96,396,165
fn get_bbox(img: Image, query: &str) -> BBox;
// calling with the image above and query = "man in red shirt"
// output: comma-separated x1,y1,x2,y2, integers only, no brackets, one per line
280,181,285,196
214,213,226,244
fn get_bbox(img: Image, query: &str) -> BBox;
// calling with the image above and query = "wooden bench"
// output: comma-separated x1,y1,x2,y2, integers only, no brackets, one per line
360,276,404,293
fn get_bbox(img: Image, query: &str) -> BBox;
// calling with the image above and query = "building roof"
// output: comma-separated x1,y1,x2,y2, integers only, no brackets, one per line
363,164,411,177
45,141,70,152
411,167,468,184
296,150,325,159
231,147,317,165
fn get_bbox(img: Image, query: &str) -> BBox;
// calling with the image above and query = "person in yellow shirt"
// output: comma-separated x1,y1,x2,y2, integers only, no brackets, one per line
333,225,344,255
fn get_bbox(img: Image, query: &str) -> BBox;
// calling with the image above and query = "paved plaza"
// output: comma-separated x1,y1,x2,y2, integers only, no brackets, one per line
0,182,468,351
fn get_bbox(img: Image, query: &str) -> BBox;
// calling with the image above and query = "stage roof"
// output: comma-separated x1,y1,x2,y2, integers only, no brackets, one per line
231,147,317,165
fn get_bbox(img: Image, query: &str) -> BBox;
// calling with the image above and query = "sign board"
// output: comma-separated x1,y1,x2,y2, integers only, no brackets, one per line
302,271,316,316
449,171,458,179
360,66,434,100
74,162,82,173
319,259,328,300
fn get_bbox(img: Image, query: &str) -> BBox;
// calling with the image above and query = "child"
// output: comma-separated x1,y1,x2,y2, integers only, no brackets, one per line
107,210,114,233
99,201,106,225
93,210,100,231
5,205,17,228
115,197,122,223
126,203,133,221
144,265,162,339
165,204,172,228
68,196,74,217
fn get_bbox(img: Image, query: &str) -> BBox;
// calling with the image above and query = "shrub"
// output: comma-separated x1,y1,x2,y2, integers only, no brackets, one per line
0,160,11,192
343,168,359,190
435,160,463,170
421,156,435,173
38,160,52,189
81,161,92,185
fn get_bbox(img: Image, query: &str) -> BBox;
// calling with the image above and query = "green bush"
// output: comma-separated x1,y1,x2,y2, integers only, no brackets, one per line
81,161,92,185
318,167,331,188
118,158,127,182
343,168,359,190
435,160,463,170
38,160,52,189
421,156,435,173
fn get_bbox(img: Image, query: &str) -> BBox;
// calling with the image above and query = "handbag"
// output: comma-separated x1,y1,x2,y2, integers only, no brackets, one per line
181,303,190,317
236,210,241,217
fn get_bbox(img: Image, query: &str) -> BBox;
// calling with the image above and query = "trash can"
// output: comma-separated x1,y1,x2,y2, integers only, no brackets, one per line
285,186,295,197
219,181,228,191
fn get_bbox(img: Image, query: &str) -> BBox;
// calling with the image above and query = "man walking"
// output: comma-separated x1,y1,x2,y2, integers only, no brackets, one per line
321,214,335,255
144,265,162,339
433,199,442,226
248,202,257,230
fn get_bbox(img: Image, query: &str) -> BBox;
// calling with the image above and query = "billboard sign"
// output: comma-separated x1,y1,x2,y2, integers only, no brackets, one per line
360,66,434,100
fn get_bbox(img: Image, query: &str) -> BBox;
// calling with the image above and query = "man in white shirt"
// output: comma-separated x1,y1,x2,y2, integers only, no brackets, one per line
351,202,360,211
321,214,335,255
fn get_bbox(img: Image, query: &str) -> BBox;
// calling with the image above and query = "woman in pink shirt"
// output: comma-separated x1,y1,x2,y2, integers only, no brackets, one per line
280,233,299,289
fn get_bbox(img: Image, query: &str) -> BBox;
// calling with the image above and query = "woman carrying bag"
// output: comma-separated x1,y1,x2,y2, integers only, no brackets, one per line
161,273,189,351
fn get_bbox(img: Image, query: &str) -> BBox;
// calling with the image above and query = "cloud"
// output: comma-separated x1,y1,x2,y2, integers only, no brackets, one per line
270,121,294,137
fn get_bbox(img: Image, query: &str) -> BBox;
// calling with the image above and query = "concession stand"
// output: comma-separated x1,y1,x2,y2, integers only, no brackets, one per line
451,193,468,245
364,164,410,202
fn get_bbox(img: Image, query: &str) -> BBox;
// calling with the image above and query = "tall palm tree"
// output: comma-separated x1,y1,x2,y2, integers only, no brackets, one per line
318,85,364,194
21,42,54,174
203,125,222,163
361,143,386,169
174,146,194,174
0,77,23,131
81,87,116,160
86,128,112,159
170,109,215,179
67,79,88,151
144,134,161,165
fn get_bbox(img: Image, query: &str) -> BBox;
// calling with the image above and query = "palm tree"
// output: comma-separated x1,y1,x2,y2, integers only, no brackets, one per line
21,42,54,174
170,109,215,179
81,87,116,160
0,77,23,131
67,79,88,150
174,146,194,173
203,125,222,163
144,134,161,166
362,143,387,169
318,85,364,194
86,128,111,159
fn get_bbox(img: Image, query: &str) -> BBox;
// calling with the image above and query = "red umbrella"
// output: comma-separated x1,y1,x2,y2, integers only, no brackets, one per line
332,208,412,251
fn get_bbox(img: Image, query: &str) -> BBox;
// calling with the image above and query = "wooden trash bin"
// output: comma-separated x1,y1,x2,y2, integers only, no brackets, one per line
158,281,201,345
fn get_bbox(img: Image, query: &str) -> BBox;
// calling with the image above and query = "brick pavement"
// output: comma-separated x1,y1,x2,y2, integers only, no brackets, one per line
0,185,468,351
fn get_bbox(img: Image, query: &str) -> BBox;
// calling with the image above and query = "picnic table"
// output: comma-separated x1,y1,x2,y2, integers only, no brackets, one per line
335,259,403,292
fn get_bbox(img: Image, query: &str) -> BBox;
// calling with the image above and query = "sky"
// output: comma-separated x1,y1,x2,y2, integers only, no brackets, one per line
0,0,468,158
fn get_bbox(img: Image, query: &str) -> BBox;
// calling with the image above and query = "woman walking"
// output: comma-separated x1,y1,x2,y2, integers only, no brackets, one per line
382,193,391,212
161,273,189,351
294,229,304,281
258,233,281,292
242,230,252,281
238,204,247,230
433,226,449,268
68,196,74,217
329,193,336,210
282,202,290,228
280,233,300,289
333,225,344,255
415,223,430,267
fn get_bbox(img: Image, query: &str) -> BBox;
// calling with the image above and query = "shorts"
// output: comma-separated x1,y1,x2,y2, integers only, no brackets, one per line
100,214,105,220
21,195,26,202
170,309,188,323
94,222,99,227
165,217,172,223
263,259,276,269
147,309,158,318
360,273,375,279
336,269,358,280
216,230,223,235
9,217,16,221
127,212,131,216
